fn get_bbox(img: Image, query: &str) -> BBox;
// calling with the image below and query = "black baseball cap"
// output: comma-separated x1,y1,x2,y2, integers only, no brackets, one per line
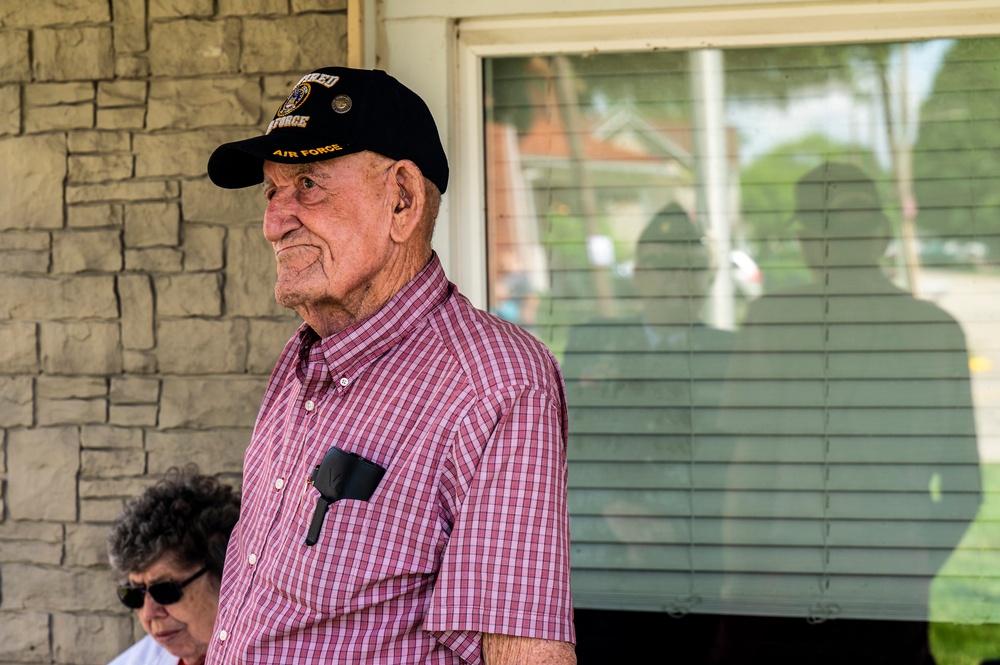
207,66,449,194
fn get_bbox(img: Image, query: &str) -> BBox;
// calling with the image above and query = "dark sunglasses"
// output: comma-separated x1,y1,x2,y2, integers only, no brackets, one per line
117,566,209,609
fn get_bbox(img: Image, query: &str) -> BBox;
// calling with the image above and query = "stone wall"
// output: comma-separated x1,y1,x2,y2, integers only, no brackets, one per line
0,1,347,663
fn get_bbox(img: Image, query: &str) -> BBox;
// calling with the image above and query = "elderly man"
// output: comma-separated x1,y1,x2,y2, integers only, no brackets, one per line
203,67,576,664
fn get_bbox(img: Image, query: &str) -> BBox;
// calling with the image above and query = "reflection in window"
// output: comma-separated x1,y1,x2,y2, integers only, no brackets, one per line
484,39,1000,663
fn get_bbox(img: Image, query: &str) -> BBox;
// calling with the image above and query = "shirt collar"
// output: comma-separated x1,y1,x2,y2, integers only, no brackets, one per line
296,253,451,373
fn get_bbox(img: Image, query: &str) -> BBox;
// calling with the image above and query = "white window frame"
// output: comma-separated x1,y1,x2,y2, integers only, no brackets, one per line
375,0,1000,309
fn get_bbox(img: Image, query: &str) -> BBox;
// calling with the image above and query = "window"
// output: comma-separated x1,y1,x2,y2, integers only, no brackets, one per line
483,39,997,661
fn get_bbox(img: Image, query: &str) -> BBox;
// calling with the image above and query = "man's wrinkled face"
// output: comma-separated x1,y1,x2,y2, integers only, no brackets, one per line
261,153,396,320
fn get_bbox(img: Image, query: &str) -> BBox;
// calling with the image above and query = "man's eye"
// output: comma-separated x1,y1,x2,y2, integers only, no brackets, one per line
301,177,317,189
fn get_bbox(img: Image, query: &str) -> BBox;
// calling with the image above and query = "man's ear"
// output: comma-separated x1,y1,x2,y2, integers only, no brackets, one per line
388,160,426,244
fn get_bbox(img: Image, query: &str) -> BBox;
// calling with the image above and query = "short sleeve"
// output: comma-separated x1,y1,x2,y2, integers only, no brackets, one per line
423,385,575,662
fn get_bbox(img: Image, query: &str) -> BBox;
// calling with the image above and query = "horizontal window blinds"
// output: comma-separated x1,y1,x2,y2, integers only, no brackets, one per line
483,39,997,624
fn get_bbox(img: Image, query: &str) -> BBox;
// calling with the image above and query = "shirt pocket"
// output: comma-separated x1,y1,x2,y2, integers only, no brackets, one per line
273,485,443,616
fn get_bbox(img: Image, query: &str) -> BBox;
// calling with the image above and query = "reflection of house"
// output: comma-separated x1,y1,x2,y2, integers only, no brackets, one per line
488,98,743,324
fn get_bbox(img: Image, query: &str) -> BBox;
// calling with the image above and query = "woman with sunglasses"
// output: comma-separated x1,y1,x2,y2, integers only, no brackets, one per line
106,465,240,665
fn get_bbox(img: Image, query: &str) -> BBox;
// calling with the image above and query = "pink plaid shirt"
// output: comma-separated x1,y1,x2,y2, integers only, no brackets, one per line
206,255,574,664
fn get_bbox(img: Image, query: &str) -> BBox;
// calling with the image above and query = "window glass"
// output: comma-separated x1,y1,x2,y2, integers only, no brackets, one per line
484,39,1000,662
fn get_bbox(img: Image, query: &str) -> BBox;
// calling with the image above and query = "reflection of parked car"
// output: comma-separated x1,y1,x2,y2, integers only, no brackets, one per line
730,249,763,299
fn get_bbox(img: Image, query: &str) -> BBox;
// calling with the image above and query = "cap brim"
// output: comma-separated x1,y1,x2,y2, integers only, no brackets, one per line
207,133,364,189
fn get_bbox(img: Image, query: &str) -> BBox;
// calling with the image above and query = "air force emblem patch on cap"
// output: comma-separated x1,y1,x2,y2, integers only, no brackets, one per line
278,84,311,117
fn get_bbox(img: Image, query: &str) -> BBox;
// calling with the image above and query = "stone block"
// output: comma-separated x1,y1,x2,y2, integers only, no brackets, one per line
33,26,114,81
219,0,288,14
147,428,250,474
81,447,145,478
0,84,19,135
68,153,133,184
183,224,225,271
97,79,146,107
134,128,252,179
109,403,159,426
3,564,119,612
68,130,131,153
41,321,123,375
1,230,50,251
248,319,300,374
118,273,154,351
52,229,124,273
0,30,30,83
149,18,241,76
53,612,134,665
149,0,214,19
147,77,259,130
116,54,149,79
124,201,180,248
262,73,300,110
0,250,48,273
79,476,151,500
24,102,95,133
123,349,158,373
160,377,265,428
156,273,222,317
0,376,33,427
66,179,179,205
242,14,348,74
112,0,147,52
0,0,110,27
226,226,288,317
81,497,128,523
110,376,159,404
292,0,348,9
182,176,266,223
81,425,143,449
0,276,118,320
37,377,107,400
37,397,107,426
157,318,247,373
0,134,67,230
68,203,124,229
97,106,147,130
0,521,63,542
65,524,114,566
7,427,79,521
124,247,183,272
0,539,62,565
0,321,38,373
24,82,94,106
0,611,50,663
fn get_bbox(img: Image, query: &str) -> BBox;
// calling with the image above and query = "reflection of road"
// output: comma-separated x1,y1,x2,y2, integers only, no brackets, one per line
919,269,1000,461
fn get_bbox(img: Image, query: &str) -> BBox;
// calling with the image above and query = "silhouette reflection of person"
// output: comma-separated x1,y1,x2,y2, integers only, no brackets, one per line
564,203,733,664
711,162,982,665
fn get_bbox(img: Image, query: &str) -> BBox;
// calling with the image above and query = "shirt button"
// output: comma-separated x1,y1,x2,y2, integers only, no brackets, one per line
248,553,257,565
339,377,349,387
219,630,228,642
304,399,315,411
274,478,285,490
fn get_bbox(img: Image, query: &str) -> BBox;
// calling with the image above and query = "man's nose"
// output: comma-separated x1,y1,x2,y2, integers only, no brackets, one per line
263,189,301,243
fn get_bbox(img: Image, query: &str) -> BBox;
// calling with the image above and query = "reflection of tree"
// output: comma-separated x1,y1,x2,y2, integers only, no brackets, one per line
913,37,1000,255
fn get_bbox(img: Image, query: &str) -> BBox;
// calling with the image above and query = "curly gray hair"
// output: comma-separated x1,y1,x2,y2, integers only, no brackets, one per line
107,465,240,581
